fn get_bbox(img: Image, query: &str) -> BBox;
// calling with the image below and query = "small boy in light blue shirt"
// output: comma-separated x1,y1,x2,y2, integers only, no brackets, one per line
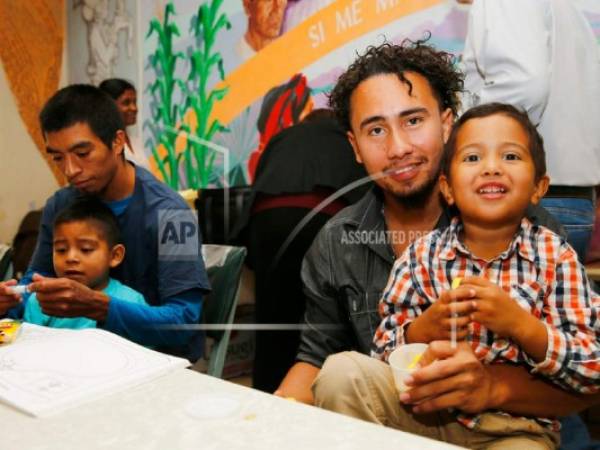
24,197,146,328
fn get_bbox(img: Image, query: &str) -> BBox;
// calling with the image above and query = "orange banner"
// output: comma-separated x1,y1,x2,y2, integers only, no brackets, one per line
212,0,444,125
0,0,65,185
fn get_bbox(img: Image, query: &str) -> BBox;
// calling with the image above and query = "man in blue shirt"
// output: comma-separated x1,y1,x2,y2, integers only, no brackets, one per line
0,85,209,358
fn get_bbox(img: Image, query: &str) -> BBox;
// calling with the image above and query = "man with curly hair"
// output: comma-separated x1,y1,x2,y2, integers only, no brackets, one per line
274,39,597,440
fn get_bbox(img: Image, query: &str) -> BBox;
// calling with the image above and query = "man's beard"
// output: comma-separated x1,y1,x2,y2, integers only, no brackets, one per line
391,165,441,209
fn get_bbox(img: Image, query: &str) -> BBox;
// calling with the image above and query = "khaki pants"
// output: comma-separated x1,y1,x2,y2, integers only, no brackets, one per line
312,352,560,450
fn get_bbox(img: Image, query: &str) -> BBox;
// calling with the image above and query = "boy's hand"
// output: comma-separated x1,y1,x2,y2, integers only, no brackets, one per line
0,280,23,315
406,286,476,343
29,274,110,321
461,276,529,338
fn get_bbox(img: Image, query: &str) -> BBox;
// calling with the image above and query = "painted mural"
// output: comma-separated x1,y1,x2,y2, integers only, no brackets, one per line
69,0,138,85
91,0,600,191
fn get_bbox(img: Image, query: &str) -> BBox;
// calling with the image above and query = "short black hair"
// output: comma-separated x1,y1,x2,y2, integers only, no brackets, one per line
39,84,125,150
53,197,121,247
329,38,464,131
441,102,546,182
98,78,136,100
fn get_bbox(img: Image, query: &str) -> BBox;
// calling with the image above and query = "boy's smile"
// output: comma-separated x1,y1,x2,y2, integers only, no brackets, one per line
440,114,549,228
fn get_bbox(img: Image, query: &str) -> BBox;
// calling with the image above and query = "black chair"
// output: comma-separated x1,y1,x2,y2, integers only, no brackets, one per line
195,187,253,245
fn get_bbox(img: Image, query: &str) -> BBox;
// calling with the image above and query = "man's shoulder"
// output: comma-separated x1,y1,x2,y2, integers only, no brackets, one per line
135,166,188,210
321,189,380,233
306,190,386,269
526,204,566,238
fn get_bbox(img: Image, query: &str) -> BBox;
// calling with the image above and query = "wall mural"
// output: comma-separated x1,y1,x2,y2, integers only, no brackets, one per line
69,0,138,89
73,0,134,85
65,0,599,191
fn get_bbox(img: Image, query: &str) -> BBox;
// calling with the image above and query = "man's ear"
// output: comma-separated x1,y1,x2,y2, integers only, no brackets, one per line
531,174,550,205
109,244,125,269
441,108,454,144
347,131,363,164
112,130,126,158
439,174,455,206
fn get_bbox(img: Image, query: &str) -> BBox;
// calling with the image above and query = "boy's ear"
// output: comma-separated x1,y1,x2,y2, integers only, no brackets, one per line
347,130,363,164
439,174,455,206
441,108,454,144
531,174,550,205
109,244,125,269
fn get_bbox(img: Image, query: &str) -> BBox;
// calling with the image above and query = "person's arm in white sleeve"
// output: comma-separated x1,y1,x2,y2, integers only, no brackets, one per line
462,0,551,123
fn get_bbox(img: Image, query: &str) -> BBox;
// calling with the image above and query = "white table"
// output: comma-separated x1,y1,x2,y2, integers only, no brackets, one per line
0,368,463,450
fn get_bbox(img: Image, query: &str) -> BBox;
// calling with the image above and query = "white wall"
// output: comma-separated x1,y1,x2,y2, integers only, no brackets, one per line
0,52,66,244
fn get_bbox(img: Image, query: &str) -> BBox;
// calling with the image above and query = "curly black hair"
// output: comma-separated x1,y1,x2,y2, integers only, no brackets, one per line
329,37,464,131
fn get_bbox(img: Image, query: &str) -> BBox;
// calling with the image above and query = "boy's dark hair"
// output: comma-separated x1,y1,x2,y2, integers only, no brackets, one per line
54,197,121,247
39,84,125,150
98,78,136,100
329,37,464,131
441,103,547,182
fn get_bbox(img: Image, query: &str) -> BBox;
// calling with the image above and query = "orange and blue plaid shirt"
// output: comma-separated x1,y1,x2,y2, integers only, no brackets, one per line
372,217,600,430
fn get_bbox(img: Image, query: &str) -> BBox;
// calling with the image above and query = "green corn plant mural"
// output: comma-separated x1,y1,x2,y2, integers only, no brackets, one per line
184,0,230,188
146,2,185,189
145,0,230,190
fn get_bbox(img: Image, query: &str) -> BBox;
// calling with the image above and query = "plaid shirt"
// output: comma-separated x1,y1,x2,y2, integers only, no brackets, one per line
373,217,600,430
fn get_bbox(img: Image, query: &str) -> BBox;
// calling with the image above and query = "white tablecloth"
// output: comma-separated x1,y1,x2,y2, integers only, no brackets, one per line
0,368,463,450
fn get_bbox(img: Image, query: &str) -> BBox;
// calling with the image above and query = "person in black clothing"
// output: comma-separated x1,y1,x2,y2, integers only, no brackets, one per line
239,110,370,392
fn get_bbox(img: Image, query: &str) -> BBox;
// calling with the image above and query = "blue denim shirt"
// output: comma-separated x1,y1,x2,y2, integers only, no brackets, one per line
297,187,565,368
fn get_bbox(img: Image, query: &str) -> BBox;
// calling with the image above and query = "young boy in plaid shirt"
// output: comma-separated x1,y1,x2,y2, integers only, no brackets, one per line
318,103,600,450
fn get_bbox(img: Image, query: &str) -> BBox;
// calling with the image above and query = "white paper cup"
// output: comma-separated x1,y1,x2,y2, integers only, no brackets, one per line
388,343,428,393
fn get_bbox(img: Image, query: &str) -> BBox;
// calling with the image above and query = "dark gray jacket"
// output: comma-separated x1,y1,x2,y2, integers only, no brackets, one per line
297,188,565,368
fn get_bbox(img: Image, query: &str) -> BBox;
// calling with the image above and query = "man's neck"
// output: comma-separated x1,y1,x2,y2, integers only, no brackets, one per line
462,219,521,261
101,161,136,202
382,190,444,256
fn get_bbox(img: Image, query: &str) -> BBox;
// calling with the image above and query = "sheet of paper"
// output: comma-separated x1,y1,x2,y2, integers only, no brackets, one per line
0,324,189,417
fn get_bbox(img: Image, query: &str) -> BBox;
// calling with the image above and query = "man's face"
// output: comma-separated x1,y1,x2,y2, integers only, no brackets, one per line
244,0,287,39
53,221,123,290
347,72,453,201
45,122,124,198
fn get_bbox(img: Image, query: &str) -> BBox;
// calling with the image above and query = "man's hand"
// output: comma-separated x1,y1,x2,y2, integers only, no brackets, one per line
406,286,476,343
400,341,499,414
461,276,531,339
274,362,320,405
30,274,110,321
0,280,24,315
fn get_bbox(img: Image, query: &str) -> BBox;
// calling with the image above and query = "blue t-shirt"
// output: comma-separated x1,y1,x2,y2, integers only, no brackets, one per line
21,165,210,355
24,278,146,329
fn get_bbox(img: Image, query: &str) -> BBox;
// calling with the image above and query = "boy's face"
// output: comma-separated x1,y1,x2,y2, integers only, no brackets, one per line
53,221,124,290
45,122,125,199
440,114,549,227
347,72,453,200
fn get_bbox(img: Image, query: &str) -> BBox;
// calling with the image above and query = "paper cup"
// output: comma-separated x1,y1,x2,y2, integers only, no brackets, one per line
388,343,428,393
